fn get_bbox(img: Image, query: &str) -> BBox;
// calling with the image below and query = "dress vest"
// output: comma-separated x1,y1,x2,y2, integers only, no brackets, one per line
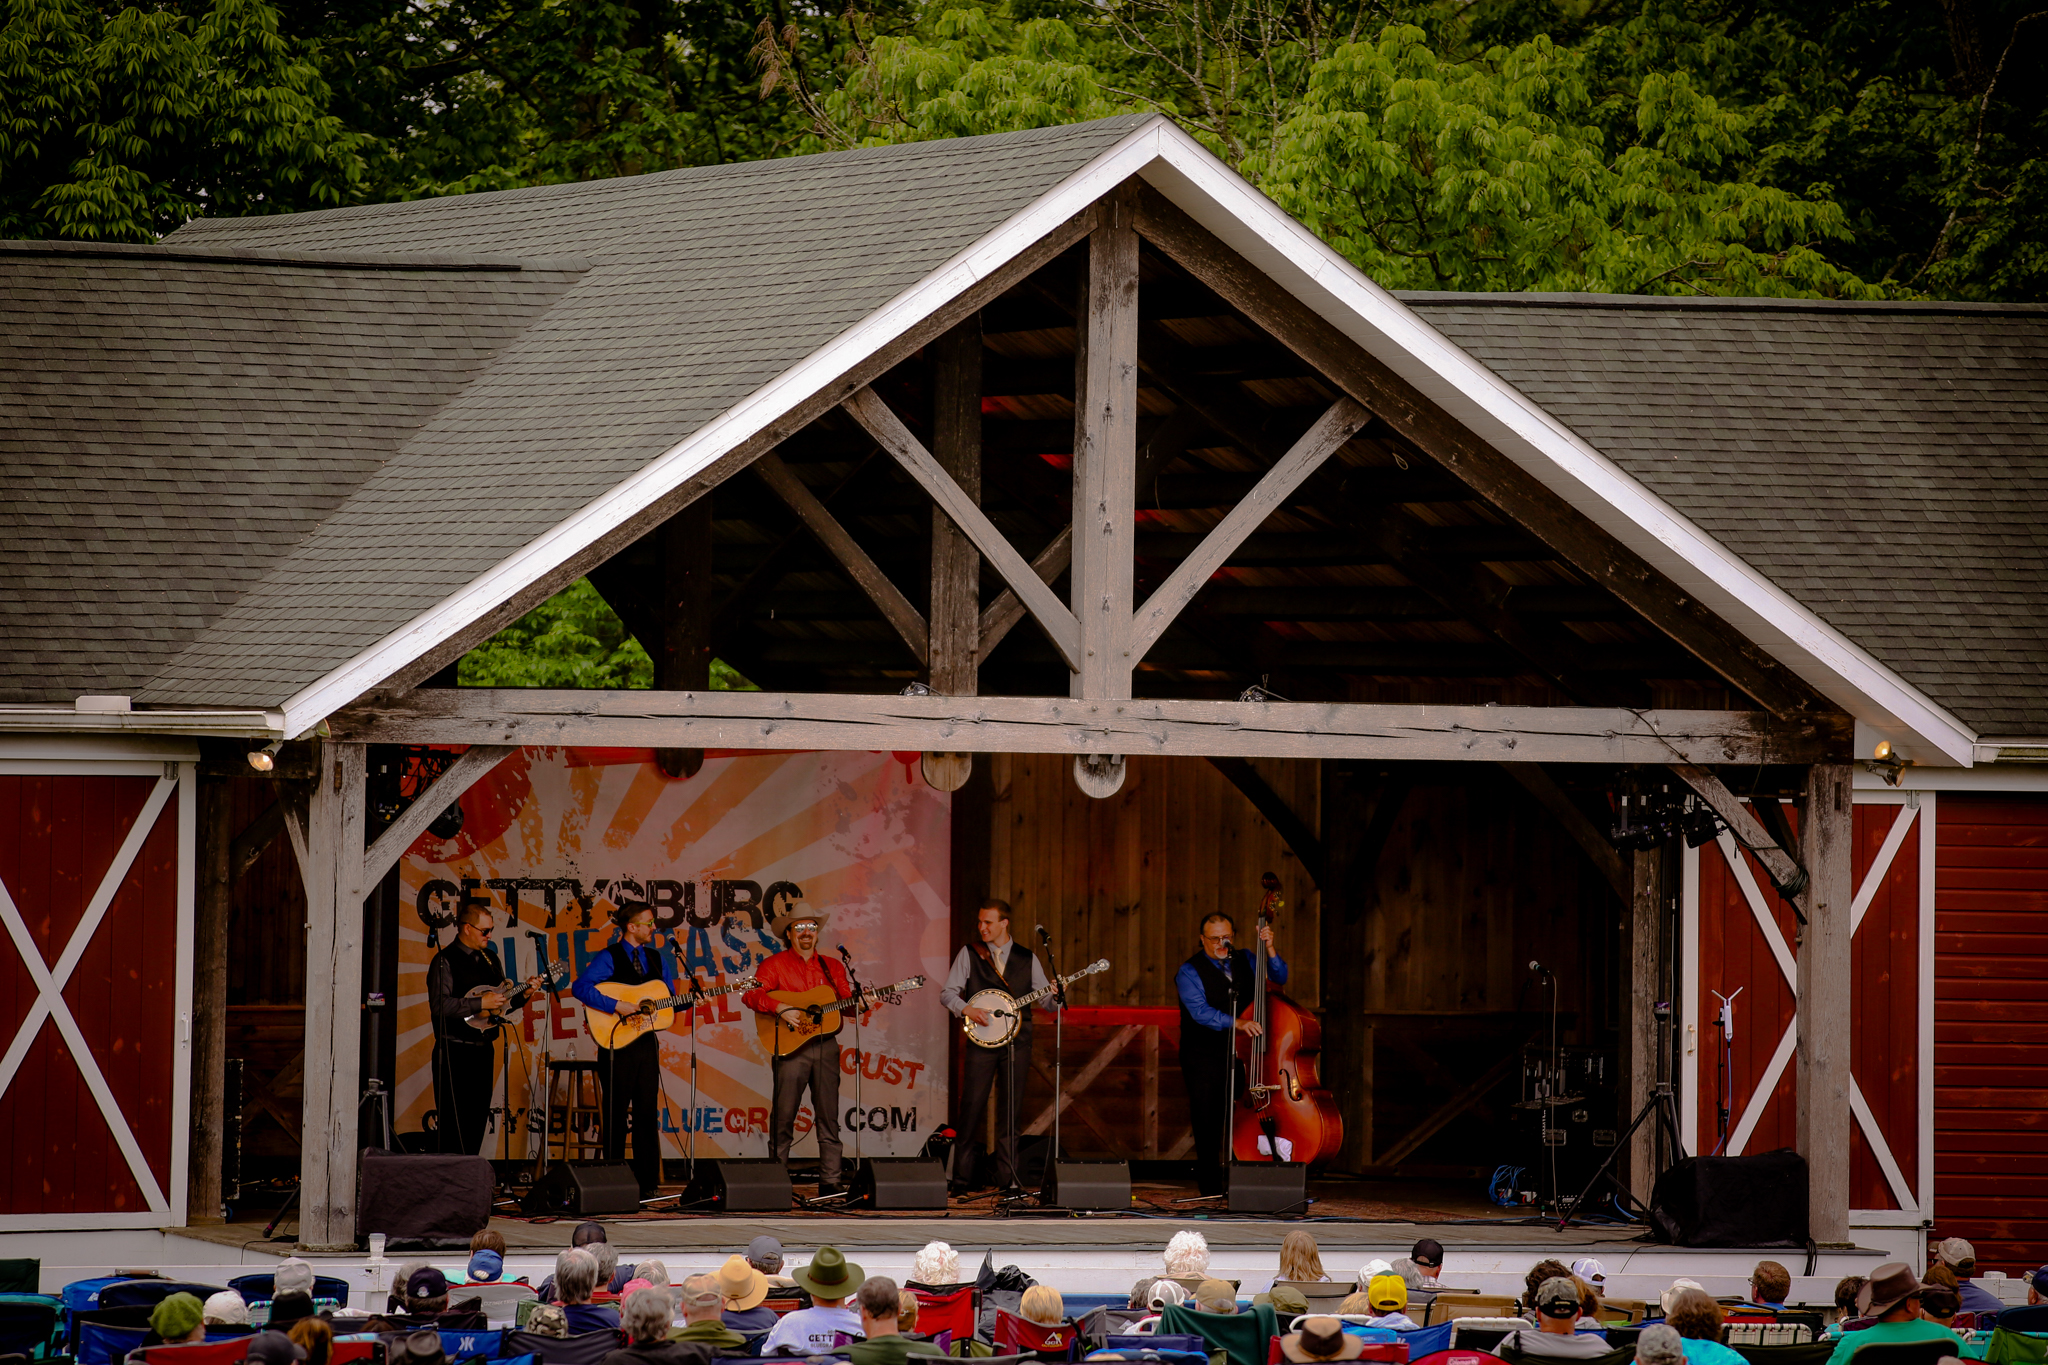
604,941,664,987
967,942,1039,1043
1177,949,1256,1064
433,942,505,1048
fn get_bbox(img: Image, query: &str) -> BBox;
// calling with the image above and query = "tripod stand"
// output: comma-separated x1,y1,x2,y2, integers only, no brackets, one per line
1555,1080,1684,1230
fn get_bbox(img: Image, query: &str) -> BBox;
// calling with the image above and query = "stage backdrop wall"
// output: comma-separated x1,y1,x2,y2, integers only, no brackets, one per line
395,747,951,1162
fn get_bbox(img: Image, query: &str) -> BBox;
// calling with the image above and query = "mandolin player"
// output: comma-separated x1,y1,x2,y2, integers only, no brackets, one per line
426,904,544,1156
571,903,680,1199
940,899,1060,1194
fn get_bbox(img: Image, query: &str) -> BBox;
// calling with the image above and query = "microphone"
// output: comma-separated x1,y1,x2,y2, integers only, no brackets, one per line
1528,960,1549,975
836,943,854,963
1036,925,1051,945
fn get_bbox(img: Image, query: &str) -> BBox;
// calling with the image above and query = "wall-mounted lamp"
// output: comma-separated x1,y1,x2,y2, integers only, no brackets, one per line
248,739,283,772
1865,739,1913,787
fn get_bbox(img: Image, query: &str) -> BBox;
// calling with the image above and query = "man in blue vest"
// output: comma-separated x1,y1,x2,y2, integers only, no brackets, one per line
941,899,1057,1193
573,903,679,1198
1175,911,1283,1195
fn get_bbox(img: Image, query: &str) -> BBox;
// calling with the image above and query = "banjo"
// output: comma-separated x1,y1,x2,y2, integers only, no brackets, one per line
963,957,1109,1049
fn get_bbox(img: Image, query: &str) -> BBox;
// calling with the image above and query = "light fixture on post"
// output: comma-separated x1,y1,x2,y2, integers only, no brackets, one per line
247,739,283,772
1865,739,1912,787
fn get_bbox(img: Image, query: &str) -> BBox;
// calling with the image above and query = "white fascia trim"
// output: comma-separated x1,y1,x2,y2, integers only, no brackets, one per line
0,734,204,763
274,118,1177,739
0,707,281,739
1135,130,1979,766
1854,764,2048,792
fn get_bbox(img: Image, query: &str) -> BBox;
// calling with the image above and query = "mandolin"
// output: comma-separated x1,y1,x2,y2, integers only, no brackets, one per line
584,976,757,1048
461,960,568,1031
962,958,1108,1048
753,975,927,1058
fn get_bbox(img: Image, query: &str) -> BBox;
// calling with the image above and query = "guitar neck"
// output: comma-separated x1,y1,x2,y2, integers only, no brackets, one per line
814,976,924,1010
659,980,749,1009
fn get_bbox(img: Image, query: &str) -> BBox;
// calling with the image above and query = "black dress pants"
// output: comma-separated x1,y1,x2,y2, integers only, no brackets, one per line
433,1040,496,1155
953,1029,1030,1187
1181,1032,1238,1194
597,1030,663,1192
769,1032,843,1183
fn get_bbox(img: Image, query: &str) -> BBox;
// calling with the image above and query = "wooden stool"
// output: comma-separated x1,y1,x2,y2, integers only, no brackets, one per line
547,1060,605,1161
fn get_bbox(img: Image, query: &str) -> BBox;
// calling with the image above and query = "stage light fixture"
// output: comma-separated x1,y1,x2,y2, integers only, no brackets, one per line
247,739,282,772
1680,796,1725,848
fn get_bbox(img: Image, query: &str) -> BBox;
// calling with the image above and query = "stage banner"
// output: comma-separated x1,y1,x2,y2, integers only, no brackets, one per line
394,746,952,1162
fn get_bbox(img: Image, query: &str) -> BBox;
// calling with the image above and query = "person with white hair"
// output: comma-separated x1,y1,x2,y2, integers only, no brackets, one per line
556,1247,622,1334
910,1242,961,1287
597,1287,696,1365
1164,1231,1211,1281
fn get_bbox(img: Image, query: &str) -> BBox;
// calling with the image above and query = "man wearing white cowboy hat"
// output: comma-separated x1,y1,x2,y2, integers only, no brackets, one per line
742,903,854,1192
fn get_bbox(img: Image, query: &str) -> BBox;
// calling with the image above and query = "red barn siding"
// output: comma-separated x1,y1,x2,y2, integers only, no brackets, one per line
1935,794,2048,1268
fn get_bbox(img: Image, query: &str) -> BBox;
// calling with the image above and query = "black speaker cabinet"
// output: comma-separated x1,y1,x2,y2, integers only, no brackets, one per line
1650,1150,1809,1247
523,1160,640,1216
1045,1160,1130,1210
680,1159,794,1212
853,1158,947,1210
358,1149,493,1244
1227,1160,1307,1214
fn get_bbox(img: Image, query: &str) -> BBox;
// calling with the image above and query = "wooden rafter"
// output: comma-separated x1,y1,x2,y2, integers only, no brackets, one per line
1667,763,1807,896
1207,756,1327,889
751,451,930,665
929,317,982,695
1072,204,1141,700
359,744,517,901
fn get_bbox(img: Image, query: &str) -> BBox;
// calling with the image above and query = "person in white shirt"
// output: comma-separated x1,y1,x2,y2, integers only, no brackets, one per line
940,900,1060,1192
760,1248,866,1355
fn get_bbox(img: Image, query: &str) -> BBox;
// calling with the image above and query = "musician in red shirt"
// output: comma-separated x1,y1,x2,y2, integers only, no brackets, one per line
743,904,855,1193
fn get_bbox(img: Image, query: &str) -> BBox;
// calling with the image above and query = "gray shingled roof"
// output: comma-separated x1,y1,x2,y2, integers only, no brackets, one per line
144,114,1160,710
0,241,585,706
1403,293,2048,736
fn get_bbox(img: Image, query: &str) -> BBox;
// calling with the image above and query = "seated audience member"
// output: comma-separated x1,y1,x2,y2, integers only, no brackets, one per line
600,1287,704,1365
1267,1287,1311,1325
402,1267,485,1330
912,1242,961,1287
204,1291,250,1327
1933,1239,2004,1317
1748,1262,1793,1311
1525,1262,1576,1318
849,1278,941,1365
1499,1277,1610,1358
1195,1281,1237,1315
639,1263,673,1296
1359,1260,1394,1286
760,1247,865,1355
1918,1285,1960,1330
1411,1240,1447,1288
141,1293,208,1348
395,1331,444,1365
1279,1316,1366,1362
1147,1281,1188,1312
272,1257,321,1327
1364,1276,1419,1331
1280,1230,1331,1285
1825,1264,1961,1365
1636,1325,1687,1365
1021,1286,1066,1327
537,1223,610,1300
467,1251,507,1286
593,1242,633,1296
2031,1266,2048,1306
249,1330,311,1365
1129,1278,1160,1311
288,1315,333,1365
715,1255,775,1337
751,1237,798,1289
1826,1278,1871,1338
670,1275,746,1351
1659,1280,1708,1321
1164,1231,1212,1285
1570,1261,1609,1300
896,1292,922,1340
528,1306,571,1339
557,1248,623,1333
1664,1288,1744,1365
1574,1280,1604,1330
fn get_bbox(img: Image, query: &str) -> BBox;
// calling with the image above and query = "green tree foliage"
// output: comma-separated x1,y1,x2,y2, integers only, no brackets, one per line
460,578,753,690
0,0,364,239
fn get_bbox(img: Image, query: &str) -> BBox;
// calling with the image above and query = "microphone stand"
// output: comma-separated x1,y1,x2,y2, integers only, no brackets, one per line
815,943,866,1203
669,936,702,1190
1035,927,1068,1205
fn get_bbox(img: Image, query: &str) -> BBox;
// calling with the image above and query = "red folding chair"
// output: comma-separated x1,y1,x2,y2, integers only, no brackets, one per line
994,1309,1077,1360
910,1285,979,1346
130,1342,254,1365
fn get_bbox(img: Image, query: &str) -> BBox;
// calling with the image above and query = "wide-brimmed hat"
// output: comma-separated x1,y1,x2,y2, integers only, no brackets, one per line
794,1246,864,1299
715,1255,770,1310
397,1331,445,1365
1859,1263,1924,1318
770,903,830,939
1280,1318,1365,1362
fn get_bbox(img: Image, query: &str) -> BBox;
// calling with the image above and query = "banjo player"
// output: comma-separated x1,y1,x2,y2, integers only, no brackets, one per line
940,898,1059,1194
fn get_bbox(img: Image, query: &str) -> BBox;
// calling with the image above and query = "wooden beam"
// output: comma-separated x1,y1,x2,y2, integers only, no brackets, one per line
360,744,518,893
297,740,366,1249
1623,846,1663,1203
751,450,929,665
1499,763,1629,904
1126,184,1829,719
1024,1023,1141,1136
1666,763,1808,896
1207,756,1327,889
334,688,1854,766
189,776,233,1223
368,202,1105,704
845,385,1083,671
1374,1032,1535,1166
1796,761,1854,1242
1133,398,1367,660
978,527,1070,662
229,798,284,881
1072,204,1140,700
929,317,983,695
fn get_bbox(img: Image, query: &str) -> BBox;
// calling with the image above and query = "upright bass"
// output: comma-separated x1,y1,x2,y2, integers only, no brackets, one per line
1232,871,1343,1164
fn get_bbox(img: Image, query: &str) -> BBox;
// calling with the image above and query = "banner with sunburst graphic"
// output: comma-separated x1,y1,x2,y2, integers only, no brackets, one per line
395,746,951,1162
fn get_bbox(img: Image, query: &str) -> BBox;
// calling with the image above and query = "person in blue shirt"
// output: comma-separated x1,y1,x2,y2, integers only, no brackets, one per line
1175,911,1285,1195
573,904,680,1199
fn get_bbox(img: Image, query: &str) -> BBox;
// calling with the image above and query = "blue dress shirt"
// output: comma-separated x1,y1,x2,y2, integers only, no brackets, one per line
572,940,679,1014
1175,947,1288,1031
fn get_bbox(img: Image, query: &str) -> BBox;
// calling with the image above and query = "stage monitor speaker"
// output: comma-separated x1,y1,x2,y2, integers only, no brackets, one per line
1227,1160,1307,1214
358,1149,492,1245
853,1158,947,1210
523,1160,640,1217
1045,1160,1130,1211
680,1159,794,1213
1650,1149,1808,1247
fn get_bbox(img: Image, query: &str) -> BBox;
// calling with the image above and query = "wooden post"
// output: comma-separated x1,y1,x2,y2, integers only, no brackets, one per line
1796,762,1854,1242
930,317,982,696
189,775,233,1223
1071,197,1139,703
1142,1024,1160,1158
298,741,367,1249
657,498,713,778
1623,845,1662,1203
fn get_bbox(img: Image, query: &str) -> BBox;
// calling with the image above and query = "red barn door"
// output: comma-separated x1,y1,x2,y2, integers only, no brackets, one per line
1683,791,1933,1228
0,749,195,1229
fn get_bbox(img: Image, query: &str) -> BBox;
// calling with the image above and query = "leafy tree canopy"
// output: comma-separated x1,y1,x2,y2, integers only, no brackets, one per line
460,578,754,690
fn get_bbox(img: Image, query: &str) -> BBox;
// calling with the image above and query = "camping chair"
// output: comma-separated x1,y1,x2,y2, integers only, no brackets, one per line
911,1286,982,1347
226,1275,353,1314
129,1339,256,1365
1158,1303,1279,1365
1443,1320,1529,1353
71,1307,158,1365
994,1310,1078,1361
499,1327,622,1365
1424,1300,1517,1329
434,1327,503,1359
0,1296,62,1358
1407,1351,1514,1365
0,1263,41,1296
1592,1301,1645,1327
1843,1343,1961,1365
1998,1309,2048,1333
98,1286,228,1315
456,1286,536,1326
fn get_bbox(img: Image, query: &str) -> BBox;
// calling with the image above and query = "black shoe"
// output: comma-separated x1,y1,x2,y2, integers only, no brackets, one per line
816,1179,849,1196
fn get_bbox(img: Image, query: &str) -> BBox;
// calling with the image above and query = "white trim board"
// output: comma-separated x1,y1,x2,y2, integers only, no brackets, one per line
250,118,1973,762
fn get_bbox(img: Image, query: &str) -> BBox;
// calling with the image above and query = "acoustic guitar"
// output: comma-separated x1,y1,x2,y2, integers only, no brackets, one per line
753,975,927,1058
584,976,757,1049
460,960,568,1031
